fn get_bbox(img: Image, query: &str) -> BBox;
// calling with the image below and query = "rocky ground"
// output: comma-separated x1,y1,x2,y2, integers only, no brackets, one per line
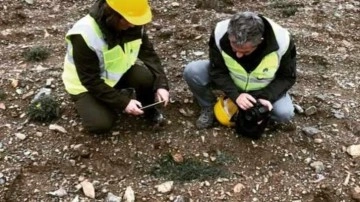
0,0,360,201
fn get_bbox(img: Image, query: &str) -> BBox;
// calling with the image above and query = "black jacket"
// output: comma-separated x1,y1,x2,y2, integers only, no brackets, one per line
209,16,296,103
68,1,169,110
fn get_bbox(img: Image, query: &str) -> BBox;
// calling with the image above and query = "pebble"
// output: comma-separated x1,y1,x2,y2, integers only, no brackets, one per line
305,106,317,116
173,195,186,202
302,127,321,136
105,192,121,202
0,172,5,185
310,161,325,173
314,138,323,144
15,133,27,140
347,145,360,157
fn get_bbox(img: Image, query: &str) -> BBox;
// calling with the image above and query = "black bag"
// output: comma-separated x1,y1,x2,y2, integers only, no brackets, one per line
235,102,270,139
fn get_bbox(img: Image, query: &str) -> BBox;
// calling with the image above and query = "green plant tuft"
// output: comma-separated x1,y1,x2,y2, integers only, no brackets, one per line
23,46,50,62
27,95,59,122
270,0,302,17
150,153,229,181
0,89,6,100
282,7,298,17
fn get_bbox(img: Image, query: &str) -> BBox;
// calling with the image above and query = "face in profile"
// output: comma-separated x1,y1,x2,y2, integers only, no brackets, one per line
115,18,135,31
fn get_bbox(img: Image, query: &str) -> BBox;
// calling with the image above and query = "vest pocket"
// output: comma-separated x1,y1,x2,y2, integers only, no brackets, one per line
103,45,127,74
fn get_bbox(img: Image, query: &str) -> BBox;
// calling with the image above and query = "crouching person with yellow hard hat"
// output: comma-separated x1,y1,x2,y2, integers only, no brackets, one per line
62,0,169,133
183,12,296,138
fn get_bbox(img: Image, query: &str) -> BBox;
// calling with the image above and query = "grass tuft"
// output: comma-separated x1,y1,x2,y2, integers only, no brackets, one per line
150,153,229,181
27,95,59,122
23,46,50,62
0,89,6,100
270,0,302,17
282,7,298,17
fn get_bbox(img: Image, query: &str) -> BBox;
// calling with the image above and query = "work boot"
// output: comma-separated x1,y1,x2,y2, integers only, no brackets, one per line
196,107,214,129
145,108,166,126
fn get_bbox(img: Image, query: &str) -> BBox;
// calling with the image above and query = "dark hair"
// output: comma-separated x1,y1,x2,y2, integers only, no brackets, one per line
91,0,124,30
227,12,264,46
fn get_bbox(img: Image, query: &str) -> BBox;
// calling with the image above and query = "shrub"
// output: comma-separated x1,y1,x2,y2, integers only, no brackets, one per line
23,46,50,62
27,95,59,122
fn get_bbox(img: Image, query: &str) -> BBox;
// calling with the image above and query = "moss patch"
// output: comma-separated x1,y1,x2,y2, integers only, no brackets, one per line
150,153,230,181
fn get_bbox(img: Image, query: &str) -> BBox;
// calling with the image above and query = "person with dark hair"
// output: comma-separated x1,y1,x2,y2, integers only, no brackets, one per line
183,11,296,134
62,0,169,133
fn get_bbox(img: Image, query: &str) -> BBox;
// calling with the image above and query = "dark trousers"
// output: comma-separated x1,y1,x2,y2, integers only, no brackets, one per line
71,64,155,134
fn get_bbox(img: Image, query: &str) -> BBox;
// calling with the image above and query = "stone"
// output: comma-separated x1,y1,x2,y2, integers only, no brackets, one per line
155,181,173,193
302,127,321,136
81,180,95,199
304,106,317,116
346,145,360,157
106,192,121,202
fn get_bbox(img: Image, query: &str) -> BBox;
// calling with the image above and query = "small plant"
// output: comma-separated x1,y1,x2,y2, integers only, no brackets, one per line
282,7,298,17
27,95,59,122
150,153,229,181
270,0,302,17
23,46,50,62
0,89,6,100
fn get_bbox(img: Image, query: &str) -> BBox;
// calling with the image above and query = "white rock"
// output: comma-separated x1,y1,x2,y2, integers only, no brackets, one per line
346,144,360,157
15,133,26,140
106,192,121,202
314,138,323,144
81,180,95,199
171,2,180,7
25,0,34,5
47,187,67,197
155,181,173,193
49,124,67,133
310,161,324,173
71,195,79,202
123,186,135,202
233,183,245,193
193,51,205,56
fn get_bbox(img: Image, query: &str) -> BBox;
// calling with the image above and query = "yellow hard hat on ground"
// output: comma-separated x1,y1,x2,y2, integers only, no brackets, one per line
106,0,152,25
214,97,238,127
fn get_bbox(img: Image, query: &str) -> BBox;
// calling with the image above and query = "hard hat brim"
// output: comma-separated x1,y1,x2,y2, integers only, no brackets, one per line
214,97,238,127
123,7,152,26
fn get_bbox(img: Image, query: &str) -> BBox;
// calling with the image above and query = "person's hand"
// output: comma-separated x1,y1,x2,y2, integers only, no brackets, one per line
257,98,273,111
156,88,169,106
124,99,144,115
236,93,257,110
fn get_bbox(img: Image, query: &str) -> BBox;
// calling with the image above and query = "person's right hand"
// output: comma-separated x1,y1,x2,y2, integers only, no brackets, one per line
236,93,257,110
124,99,144,116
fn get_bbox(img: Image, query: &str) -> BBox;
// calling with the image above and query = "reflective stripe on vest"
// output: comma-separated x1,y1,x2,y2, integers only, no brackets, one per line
214,18,290,91
62,15,142,95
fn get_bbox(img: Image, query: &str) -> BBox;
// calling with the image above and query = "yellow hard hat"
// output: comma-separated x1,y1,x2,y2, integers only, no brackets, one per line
214,97,238,127
106,0,152,25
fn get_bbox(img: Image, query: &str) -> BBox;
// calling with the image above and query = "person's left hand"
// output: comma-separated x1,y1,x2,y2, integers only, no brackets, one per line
156,88,169,106
258,98,273,111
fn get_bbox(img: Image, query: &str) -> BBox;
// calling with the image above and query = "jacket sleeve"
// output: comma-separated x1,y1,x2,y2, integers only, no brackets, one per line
70,35,131,109
250,37,297,102
208,31,242,102
137,30,169,91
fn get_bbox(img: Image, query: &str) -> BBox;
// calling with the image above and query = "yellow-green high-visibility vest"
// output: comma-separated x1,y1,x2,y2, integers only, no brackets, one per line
62,15,142,95
214,18,290,91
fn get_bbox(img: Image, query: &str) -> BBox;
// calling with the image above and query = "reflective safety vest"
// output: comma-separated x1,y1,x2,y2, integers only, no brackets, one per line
214,18,290,91
62,15,142,95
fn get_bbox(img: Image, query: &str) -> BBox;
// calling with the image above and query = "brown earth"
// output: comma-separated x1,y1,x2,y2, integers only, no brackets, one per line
1,0,360,201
